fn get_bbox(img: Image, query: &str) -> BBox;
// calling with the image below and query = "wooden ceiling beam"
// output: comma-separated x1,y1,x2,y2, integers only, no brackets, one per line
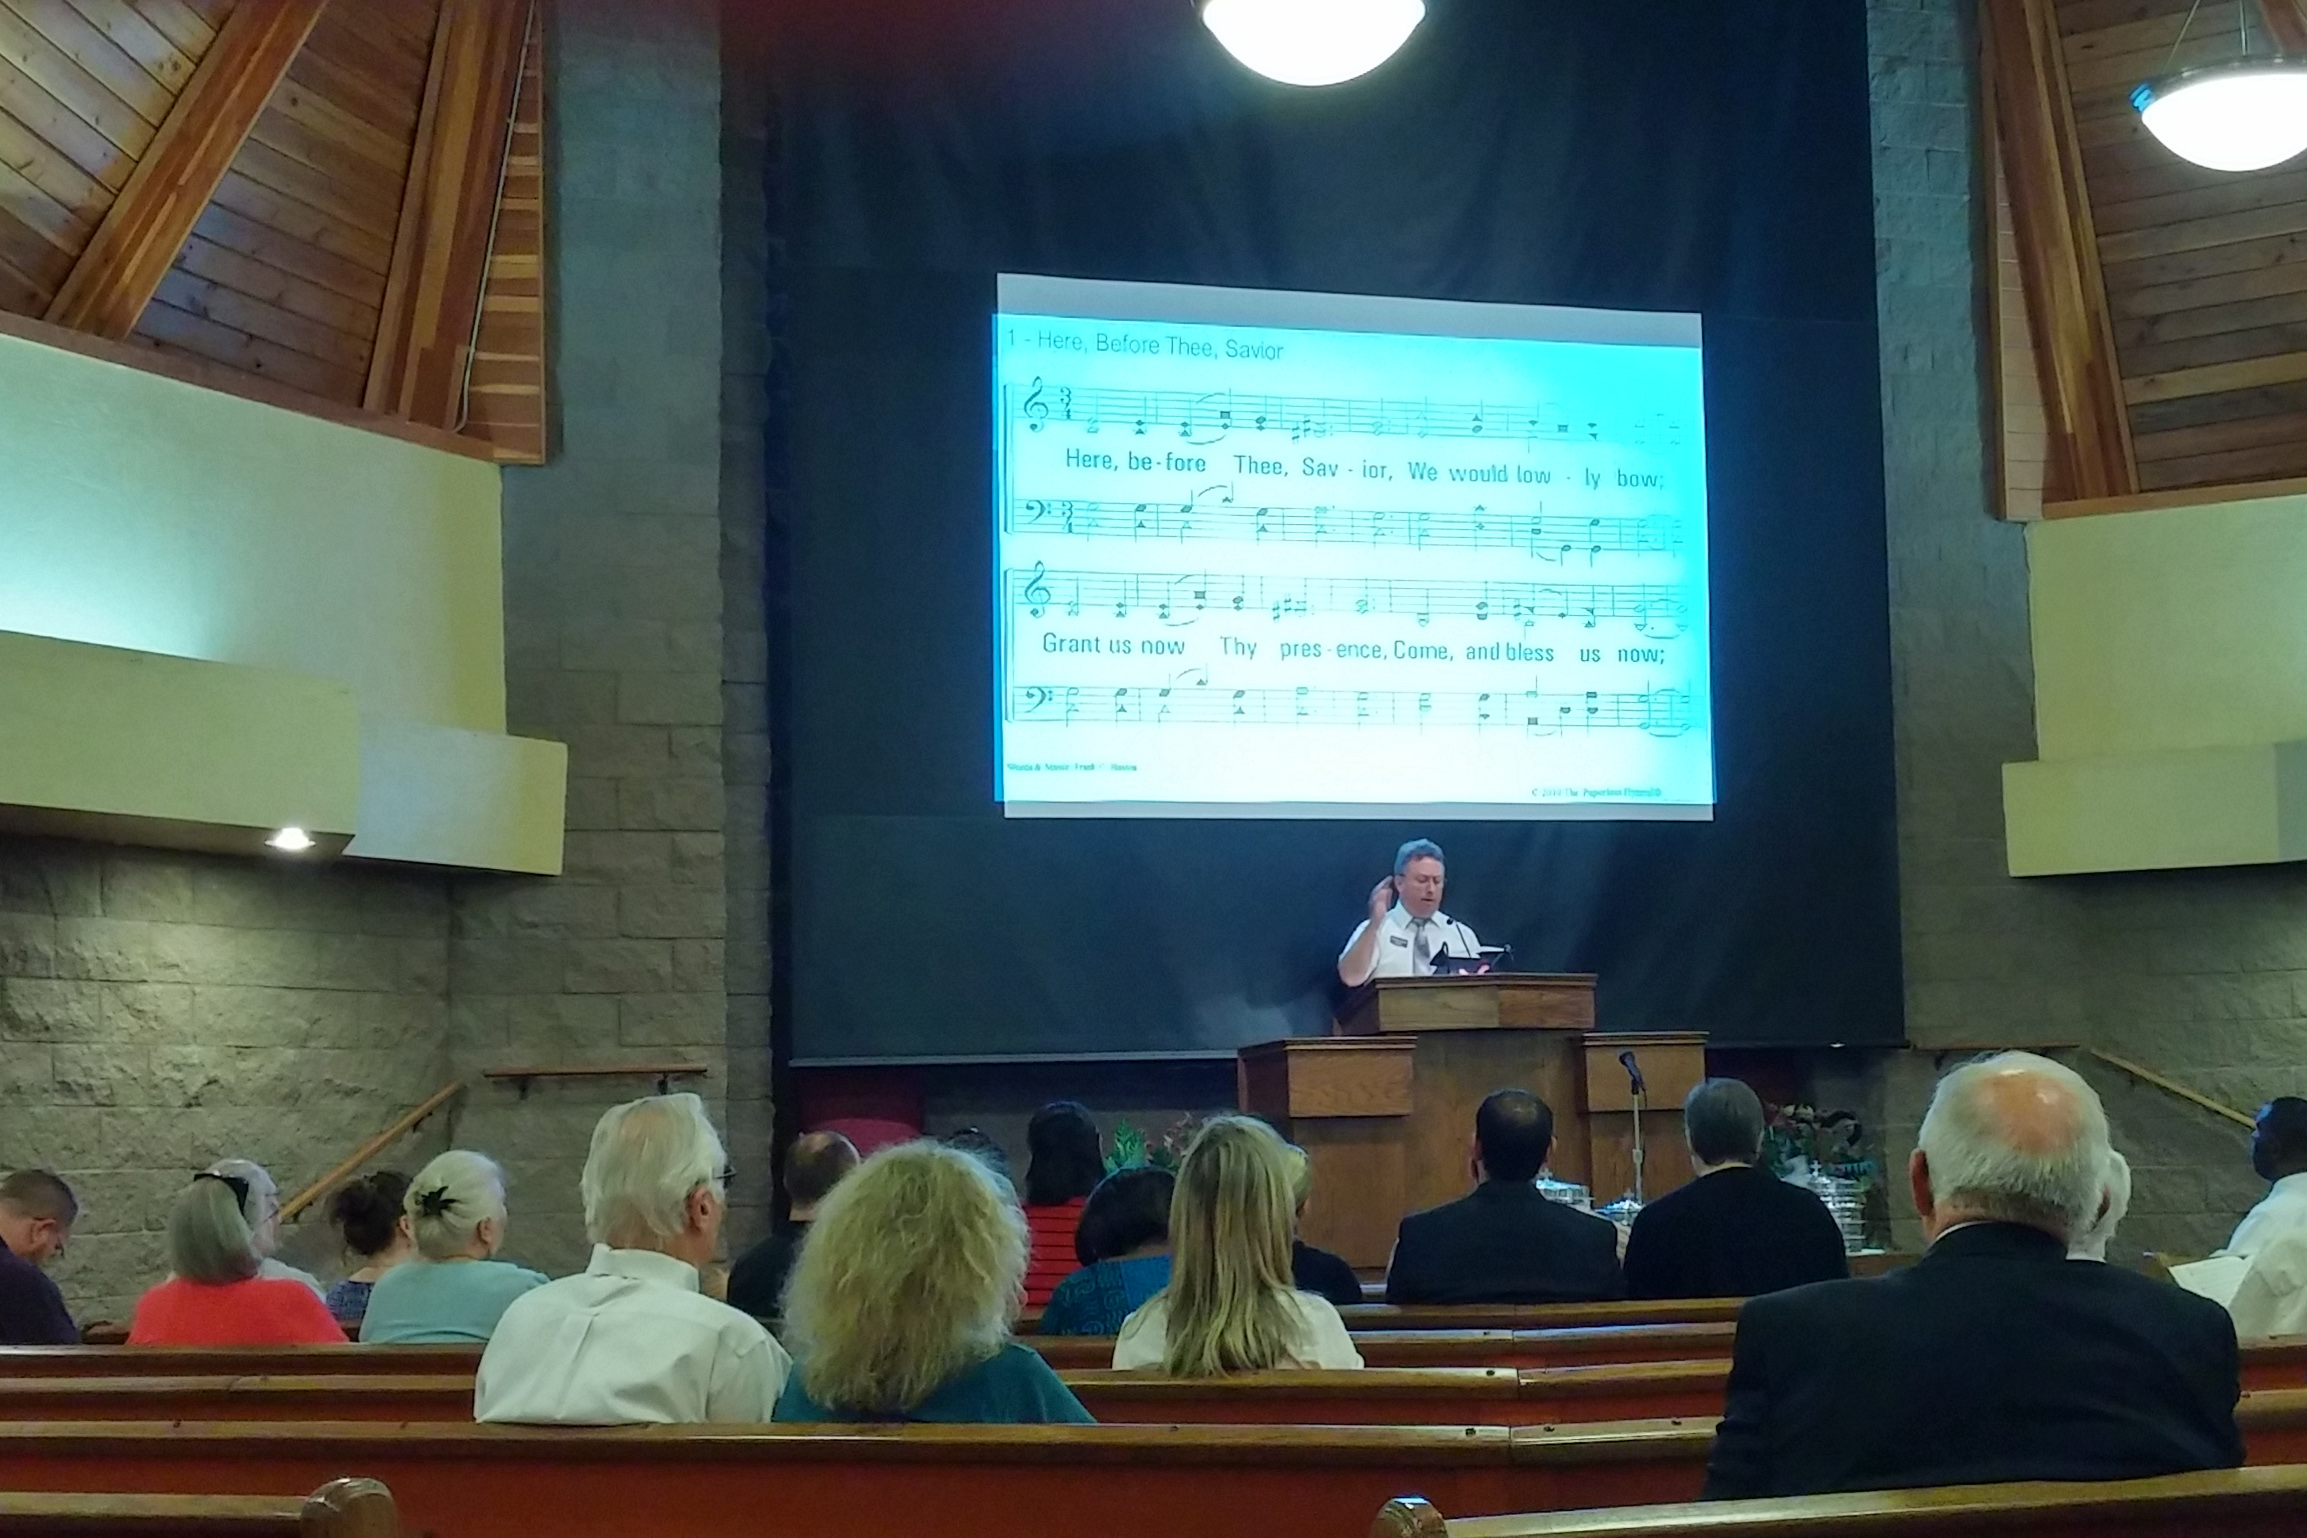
41,0,330,340
364,0,532,428
1980,0,2139,501
2258,1,2307,55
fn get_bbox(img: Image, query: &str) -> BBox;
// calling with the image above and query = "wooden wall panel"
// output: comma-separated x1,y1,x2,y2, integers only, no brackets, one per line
0,0,229,312
460,0,541,463
2058,0,2307,490
1993,134,2054,519
129,0,440,403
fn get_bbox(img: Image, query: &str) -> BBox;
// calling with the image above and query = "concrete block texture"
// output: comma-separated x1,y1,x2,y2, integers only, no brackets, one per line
1866,0,2307,1259
0,837,454,1323
453,0,744,1271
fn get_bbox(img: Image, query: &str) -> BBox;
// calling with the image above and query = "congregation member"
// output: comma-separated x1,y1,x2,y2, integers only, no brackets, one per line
2222,1096,2307,1256
1622,1079,1848,1300
1703,1052,2243,1500
728,1129,859,1319
2227,1227,2307,1338
128,1172,344,1345
360,1150,545,1344
0,1169,79,1345
477,1094,788,1423
778,1141,1093,1421
1385,1089,1621,1305
323,1170,414,1331
1284,1144,1363,1307
943,1127,1014,1185
2067,1149,2132,1263
1113,1115,1362,1373
205,1158,325,1295
1040,1164,1174,1336
1022,1101,1105,1306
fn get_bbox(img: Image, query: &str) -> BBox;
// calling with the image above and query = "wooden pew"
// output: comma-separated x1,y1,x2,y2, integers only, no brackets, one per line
0,1421,1549,1538
1,1399,2303,1533
1031,1323,1740,1370
1371,1465,2307,1537
0,1362,1731,1427
1491,1387,2307,1511
0,1346,484,1379
0,1478,395,1537
1335,1301,1746,1330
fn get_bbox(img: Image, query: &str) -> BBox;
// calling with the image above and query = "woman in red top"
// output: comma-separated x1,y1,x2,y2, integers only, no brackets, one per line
128,1172,344,1346
1021,1102,1104,1308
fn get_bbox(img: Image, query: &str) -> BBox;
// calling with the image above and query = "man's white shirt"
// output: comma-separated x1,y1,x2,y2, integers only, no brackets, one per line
1341,903,1481,980
475,1244,791,1424
2224,1171,2307,1257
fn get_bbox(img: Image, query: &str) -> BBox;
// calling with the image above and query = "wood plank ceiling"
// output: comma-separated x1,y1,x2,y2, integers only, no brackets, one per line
0,0,544,462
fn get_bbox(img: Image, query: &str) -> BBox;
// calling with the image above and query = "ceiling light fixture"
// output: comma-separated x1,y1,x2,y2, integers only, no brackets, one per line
266,826,315,854
1198,0,1426,88
2134,2,2307,172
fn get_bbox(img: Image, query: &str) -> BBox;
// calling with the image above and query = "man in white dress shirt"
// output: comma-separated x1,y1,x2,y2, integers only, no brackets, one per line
476,1093,791,1424
2223,1097,2307,1258
1336,839,1482,987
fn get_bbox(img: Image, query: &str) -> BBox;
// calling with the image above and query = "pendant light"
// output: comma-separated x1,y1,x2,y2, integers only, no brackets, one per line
1198,0,1426,88
2134,1,2307,172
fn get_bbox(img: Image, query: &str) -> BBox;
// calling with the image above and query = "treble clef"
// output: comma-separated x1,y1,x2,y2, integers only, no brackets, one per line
1022,378,1049,432
1022,560,1051,617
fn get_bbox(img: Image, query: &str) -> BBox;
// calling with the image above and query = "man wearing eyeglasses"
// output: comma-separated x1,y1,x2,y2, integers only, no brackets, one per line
0,1169,79,1345
477,1093,792,1424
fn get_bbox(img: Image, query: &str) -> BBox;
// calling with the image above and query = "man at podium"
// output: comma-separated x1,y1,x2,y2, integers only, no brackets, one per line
1337,839,1483,987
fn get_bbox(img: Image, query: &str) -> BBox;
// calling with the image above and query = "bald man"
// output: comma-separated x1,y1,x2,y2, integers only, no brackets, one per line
726,1131,860,1320
1704,1052,2242,1500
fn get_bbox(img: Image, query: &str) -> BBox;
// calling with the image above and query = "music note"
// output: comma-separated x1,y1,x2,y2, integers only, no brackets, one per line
1022,379,1049,432
1022,561,1051,617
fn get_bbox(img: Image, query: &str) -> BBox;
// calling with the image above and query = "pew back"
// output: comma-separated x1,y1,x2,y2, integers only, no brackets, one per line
0,1478,395,1538
1372,1465,2307,1537
0,1420,1540,1538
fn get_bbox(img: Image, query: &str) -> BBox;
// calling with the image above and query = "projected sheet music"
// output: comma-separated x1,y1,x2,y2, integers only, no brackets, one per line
994,275,1713,819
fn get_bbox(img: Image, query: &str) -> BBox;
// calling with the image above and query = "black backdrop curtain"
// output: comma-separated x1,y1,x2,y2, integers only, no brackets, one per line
767,0,1904,1063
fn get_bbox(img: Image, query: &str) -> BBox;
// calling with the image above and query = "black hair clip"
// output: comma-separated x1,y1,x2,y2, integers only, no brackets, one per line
195,1171,251,1213
414,1186,460,1219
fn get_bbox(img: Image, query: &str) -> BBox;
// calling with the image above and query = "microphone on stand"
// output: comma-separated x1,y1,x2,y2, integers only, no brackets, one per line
1618,1050,1648,1204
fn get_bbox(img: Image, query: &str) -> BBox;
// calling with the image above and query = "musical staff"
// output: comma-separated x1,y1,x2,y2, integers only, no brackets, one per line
1013,379,1684,449
1006,564,1688,636
1010,496,1679,560
1010,681,1695,737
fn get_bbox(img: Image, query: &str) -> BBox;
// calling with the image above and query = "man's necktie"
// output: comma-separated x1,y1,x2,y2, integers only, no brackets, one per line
1413,918,1432,971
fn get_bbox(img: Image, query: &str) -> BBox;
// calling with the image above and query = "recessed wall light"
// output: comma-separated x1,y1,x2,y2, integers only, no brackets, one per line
267,826,315,853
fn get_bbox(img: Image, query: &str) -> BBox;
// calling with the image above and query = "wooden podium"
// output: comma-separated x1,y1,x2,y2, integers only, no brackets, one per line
1238,976,1705,1268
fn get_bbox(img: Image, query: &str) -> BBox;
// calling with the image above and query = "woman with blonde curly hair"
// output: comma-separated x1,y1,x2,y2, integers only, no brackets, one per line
774,1140,1094,1422
1113,1115,1363,1374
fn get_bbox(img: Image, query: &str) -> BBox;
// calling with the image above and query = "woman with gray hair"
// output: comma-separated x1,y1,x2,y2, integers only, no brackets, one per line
777,1140,1093,1421
127,1172,345,1344
358,1150,546,1343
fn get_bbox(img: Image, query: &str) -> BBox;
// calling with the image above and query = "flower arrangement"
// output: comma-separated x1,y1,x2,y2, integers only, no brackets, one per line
1105,1113,1208,1173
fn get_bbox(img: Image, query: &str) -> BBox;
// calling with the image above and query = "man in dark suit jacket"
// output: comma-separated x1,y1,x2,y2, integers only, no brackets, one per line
1623,1078,1848,1300
1704,1052,2243,1500
1385,1089,1621,1305
727,1130,858,1319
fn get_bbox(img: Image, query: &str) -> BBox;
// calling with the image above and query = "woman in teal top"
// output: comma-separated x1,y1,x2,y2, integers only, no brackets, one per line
774,1140,1094,1424
359,1150,546,1345
1038,1166,1174,1337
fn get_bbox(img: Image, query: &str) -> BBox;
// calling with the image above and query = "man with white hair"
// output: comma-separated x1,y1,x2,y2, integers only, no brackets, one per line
1703,1052,2242,1499
475,1094,791,1423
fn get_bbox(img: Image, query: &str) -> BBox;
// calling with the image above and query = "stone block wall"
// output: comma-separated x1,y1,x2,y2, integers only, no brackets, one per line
449,0,739,1279
1867,0,2292,1254
720,9,775,1249
0,839,453,1322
